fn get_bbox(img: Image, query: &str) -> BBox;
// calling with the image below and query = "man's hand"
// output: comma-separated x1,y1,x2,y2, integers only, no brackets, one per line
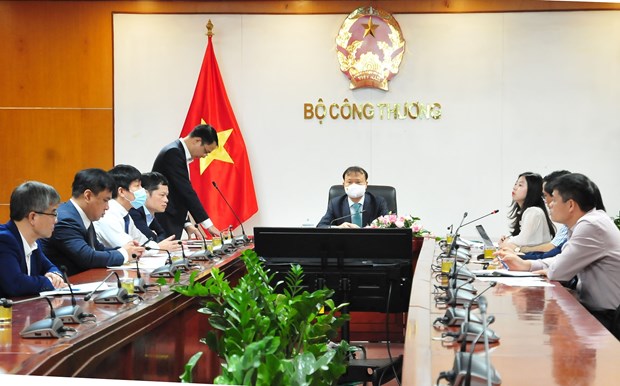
495,248,532,271
123,240,145,259
158,235,182,252
336,222,360,229
206,225,221,236
45,272,67,289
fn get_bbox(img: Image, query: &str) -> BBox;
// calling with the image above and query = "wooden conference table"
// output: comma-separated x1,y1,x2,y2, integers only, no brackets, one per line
402,240,620,385
0,246,249,383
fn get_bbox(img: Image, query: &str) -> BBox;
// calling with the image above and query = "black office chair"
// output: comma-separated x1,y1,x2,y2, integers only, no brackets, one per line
328,185,397,214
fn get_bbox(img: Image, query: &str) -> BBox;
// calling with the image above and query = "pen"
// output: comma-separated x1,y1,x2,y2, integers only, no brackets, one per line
497,256,510,270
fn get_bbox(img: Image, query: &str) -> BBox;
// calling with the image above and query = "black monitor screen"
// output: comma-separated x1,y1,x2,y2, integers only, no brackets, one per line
253,226,412,266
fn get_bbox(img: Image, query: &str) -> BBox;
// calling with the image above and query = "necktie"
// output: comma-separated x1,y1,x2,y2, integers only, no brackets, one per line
124,214,130,233
87,224,96,248
352,203,362,227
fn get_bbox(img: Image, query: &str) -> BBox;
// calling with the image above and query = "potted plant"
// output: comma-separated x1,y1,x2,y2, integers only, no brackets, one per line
173,249,351,385
368,213,430,260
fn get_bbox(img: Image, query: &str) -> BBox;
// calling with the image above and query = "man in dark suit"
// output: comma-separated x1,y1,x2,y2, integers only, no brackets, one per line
41,168,144,276
0,181,66,297
317,166,389,228
152,124,220,239
129,171,169,242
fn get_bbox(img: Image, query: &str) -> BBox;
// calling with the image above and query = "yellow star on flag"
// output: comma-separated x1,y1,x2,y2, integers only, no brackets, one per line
200,126,234,174
363,17,378,38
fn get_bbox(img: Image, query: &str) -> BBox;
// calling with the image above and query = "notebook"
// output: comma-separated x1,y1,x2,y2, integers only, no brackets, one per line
475,224,495,248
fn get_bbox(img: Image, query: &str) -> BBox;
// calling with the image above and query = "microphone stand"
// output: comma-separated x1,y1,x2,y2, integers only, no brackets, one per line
84,271,130,304
147,247,177,278
132,254,146,293
173,241,193,271
188,225,214,261
329,209,366,226
55,266,94,323
18,296,75,338
211,181,250,245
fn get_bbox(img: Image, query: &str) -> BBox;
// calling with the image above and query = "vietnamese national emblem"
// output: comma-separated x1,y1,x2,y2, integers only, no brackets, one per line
336,7,406,91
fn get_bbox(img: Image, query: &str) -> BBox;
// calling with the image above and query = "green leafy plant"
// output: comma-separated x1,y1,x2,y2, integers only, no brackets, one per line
173,249,351,385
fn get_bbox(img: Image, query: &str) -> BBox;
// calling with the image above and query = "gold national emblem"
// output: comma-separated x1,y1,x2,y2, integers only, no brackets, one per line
336,7,405,91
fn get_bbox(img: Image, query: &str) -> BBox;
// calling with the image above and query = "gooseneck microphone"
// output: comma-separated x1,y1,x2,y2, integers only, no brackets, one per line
329,209,367,226
146,247,177,278
55,266,94,323
188,225,213,261
447,212,468,279
132,254,146,293
460,210,499,228
84,271,130,304
18,296,76,338
174,241,193,271
211,181,250,245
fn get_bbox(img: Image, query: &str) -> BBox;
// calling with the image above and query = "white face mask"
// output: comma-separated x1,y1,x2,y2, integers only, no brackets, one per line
345,183,366,199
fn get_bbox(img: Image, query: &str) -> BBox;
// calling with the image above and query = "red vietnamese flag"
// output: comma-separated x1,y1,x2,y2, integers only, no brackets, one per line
180,32,258,231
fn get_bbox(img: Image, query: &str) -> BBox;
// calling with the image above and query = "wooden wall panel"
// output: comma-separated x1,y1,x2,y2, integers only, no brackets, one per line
0,109,113,202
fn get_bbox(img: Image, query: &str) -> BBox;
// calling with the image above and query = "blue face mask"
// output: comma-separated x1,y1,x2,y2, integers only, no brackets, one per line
129,188,147,209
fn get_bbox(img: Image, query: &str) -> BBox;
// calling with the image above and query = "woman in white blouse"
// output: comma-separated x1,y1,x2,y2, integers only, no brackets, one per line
501,172,555,247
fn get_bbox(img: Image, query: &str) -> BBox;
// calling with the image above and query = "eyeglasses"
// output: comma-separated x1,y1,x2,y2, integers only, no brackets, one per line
34,211,58,218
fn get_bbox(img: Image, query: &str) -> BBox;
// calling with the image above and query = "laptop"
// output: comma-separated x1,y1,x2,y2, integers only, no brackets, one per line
475,224,495,248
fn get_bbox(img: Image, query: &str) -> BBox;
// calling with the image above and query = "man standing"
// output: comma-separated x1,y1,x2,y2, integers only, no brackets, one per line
317,166,389,228
498,173,620,338
0,181,66,297
42,168,144,276
153,124,220,239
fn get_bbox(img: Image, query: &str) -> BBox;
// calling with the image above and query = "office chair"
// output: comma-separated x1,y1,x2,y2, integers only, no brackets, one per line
328,185,397,214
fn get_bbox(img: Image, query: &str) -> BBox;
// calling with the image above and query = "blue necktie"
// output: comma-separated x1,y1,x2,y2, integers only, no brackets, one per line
124,214,130,233
352,203,362,227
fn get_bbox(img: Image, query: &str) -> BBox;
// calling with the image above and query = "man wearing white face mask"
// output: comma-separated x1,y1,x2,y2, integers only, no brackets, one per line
317,166,389,228
94,164,181,255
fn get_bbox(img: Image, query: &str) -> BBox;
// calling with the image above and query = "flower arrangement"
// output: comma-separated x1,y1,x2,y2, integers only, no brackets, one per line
368,213,430,237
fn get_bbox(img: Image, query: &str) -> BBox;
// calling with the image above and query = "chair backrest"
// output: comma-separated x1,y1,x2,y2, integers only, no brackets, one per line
328,184,397,214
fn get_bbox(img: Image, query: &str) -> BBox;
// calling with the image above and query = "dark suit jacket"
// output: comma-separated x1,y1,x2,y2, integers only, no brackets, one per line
152,139,209,239
0,220,59,297
129,207,168,242
317,192,389,228
40,201,125,276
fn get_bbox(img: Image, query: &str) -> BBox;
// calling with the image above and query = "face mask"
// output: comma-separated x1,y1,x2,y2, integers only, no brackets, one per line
128,187,147,209
345,183,366,199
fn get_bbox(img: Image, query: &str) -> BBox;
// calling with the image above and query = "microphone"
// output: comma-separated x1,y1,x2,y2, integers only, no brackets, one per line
460,210,499,228
447,212,468,279
461,296,501,386
173,241,193,271
329,209,367,226
146,247,178,278
448,280,496,308
211,181,250,245
55,266,94,323
18,296,76,338
188,224,214,261
84,271,130,304
132,254,146,293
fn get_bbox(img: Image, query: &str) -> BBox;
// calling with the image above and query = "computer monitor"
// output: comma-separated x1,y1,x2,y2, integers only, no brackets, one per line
253,227,413,313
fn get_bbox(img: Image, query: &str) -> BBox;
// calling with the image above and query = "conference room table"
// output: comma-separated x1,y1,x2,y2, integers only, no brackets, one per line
402,240,620,385
0,245,250,383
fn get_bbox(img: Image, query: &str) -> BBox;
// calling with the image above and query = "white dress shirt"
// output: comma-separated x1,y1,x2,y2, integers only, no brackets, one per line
94,199,158,253
508,206,552,246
